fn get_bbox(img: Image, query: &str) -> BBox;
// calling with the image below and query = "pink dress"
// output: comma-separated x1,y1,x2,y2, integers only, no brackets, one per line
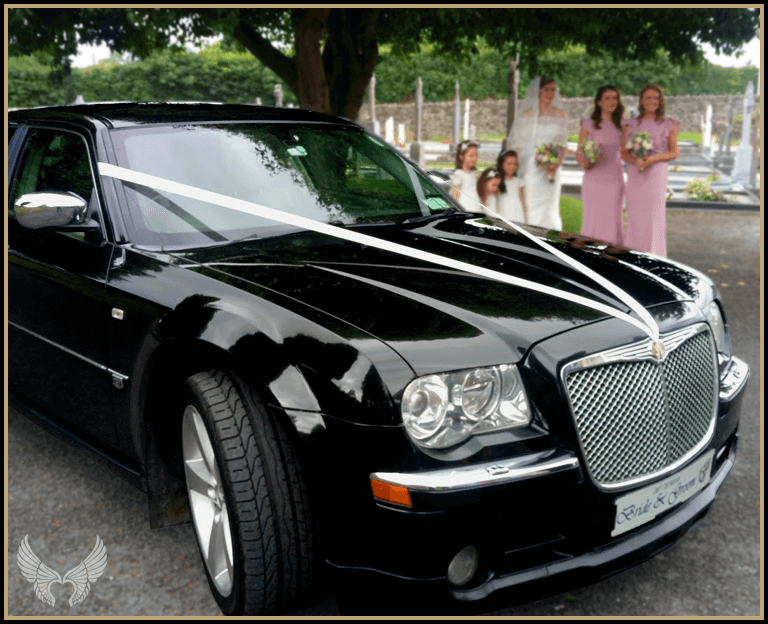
579,119,625,245
622,117,679,256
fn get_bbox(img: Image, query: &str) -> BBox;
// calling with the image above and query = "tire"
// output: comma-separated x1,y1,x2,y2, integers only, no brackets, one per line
181,369,317,615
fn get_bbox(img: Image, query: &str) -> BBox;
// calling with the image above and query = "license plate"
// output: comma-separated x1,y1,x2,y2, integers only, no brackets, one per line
612,449,714,537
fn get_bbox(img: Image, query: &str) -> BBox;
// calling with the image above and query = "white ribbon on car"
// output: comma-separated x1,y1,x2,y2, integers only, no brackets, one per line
99,162,659,341
445,182,660,341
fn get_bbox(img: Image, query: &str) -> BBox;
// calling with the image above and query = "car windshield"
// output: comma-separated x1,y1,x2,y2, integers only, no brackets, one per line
110,123,455,247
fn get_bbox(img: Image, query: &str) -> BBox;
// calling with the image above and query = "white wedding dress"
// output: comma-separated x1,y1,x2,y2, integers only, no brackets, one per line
519,118,568,230
507,78,569,231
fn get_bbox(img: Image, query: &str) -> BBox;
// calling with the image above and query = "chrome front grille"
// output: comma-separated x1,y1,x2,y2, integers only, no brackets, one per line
564,324,718,489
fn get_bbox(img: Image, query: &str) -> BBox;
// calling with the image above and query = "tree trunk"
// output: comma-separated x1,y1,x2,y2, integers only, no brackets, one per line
322,9,380,120
233,18,298,96
236,9,379,119
295,9,332,114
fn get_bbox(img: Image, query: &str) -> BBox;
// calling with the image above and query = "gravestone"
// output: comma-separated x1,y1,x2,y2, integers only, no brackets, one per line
385,116,395,144
503,54,520,151
274,84,283,108
749,69,760,188
717,98,730,158
452,83,461,153
463,98,470,142
702,104,712,154
415,77,423,142
410,78,425,168
724,98,736,155
749,70,760,189
731,82,754,186
368,74,376,129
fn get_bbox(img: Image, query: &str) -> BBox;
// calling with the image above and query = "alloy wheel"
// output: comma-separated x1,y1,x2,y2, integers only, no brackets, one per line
182,404,234,597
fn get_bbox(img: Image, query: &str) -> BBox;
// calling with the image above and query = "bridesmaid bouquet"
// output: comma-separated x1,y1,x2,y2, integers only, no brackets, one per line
579,138,600,166
535,142,565,183
628,131,653,173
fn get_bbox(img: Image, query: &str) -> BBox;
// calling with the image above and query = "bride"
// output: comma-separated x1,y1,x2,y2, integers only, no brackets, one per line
507,77,569,230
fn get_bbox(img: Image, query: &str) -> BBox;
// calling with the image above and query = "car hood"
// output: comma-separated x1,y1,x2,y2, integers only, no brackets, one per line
174,214,711,376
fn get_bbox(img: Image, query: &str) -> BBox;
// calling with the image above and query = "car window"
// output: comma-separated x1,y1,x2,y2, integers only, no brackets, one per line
9,127,105,242
110,123,454,247
10,128,95,209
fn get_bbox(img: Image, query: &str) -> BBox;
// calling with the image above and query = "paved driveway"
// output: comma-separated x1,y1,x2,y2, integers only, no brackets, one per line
7,209,760,616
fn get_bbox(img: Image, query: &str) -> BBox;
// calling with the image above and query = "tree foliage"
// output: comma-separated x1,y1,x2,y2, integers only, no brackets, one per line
9,42,759,110
371,44,761,102
8,8,760,117
8,44,297,108
8,54,72,108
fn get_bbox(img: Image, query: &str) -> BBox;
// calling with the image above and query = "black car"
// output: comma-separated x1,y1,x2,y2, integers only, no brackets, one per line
8,103,749,615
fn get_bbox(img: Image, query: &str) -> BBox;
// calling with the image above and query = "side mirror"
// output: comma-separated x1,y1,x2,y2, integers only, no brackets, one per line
14,191,98,231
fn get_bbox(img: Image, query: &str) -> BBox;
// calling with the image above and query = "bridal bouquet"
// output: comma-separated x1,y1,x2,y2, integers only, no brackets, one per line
535,142,565,183
628,131,653,173
579,138,600,166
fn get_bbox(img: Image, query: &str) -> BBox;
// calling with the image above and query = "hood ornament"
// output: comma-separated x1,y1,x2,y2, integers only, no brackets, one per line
651,340,667,362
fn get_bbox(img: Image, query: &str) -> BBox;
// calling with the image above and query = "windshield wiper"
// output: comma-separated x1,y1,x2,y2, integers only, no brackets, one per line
124,181,227,243
399,207,463,226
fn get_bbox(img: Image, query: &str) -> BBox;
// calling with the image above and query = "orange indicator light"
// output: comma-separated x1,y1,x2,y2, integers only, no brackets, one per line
371,479,412,507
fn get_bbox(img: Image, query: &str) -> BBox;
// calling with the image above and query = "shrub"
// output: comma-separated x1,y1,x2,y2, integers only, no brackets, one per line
684,178,727,201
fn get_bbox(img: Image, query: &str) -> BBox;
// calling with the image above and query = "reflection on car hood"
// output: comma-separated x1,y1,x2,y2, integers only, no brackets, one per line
176,214,712,375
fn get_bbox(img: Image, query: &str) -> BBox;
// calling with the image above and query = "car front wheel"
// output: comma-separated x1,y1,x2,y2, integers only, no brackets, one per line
182,369,316,615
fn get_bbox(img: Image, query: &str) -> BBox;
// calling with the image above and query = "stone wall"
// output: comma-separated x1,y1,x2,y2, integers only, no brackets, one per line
357,94,758,139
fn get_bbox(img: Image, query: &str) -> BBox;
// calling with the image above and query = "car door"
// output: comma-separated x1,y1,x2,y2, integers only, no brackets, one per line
8,124,120,448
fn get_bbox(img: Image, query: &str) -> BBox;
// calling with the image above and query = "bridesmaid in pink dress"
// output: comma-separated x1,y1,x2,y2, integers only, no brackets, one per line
577,85,626,245
621,83,680,256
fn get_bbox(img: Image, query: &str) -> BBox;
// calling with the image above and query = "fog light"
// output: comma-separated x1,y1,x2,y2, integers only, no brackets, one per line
447,545,479,587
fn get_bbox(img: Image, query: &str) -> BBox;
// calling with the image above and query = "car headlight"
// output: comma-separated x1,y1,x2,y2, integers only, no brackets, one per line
702,300,728,354
401,364,531,449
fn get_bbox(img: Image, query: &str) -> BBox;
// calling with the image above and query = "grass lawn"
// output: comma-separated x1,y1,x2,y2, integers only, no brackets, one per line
679,131,739,147
678,131,703,145
560,195,584,234
426,163,585,234
429,166,584,234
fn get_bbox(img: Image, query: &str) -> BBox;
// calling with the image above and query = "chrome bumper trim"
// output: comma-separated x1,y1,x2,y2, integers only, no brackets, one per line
371,450,579,493
720,356,749,401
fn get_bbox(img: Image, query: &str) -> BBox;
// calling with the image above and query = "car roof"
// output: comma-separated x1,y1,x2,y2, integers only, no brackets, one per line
8,102,359,130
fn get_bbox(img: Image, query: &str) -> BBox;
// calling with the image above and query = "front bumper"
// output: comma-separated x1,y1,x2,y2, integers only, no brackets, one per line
327,356,748,613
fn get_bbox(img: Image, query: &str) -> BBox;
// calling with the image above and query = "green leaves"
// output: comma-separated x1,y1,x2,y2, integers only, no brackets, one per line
8,8,759,114
684,178,728,202
8,43,297,108
368,44,759,104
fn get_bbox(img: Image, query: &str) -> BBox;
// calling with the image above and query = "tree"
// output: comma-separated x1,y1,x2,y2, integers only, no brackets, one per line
8,8,760,119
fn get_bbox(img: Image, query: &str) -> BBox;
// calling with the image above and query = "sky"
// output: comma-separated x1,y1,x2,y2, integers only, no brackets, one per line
70,35,762,71
700,37,761,69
